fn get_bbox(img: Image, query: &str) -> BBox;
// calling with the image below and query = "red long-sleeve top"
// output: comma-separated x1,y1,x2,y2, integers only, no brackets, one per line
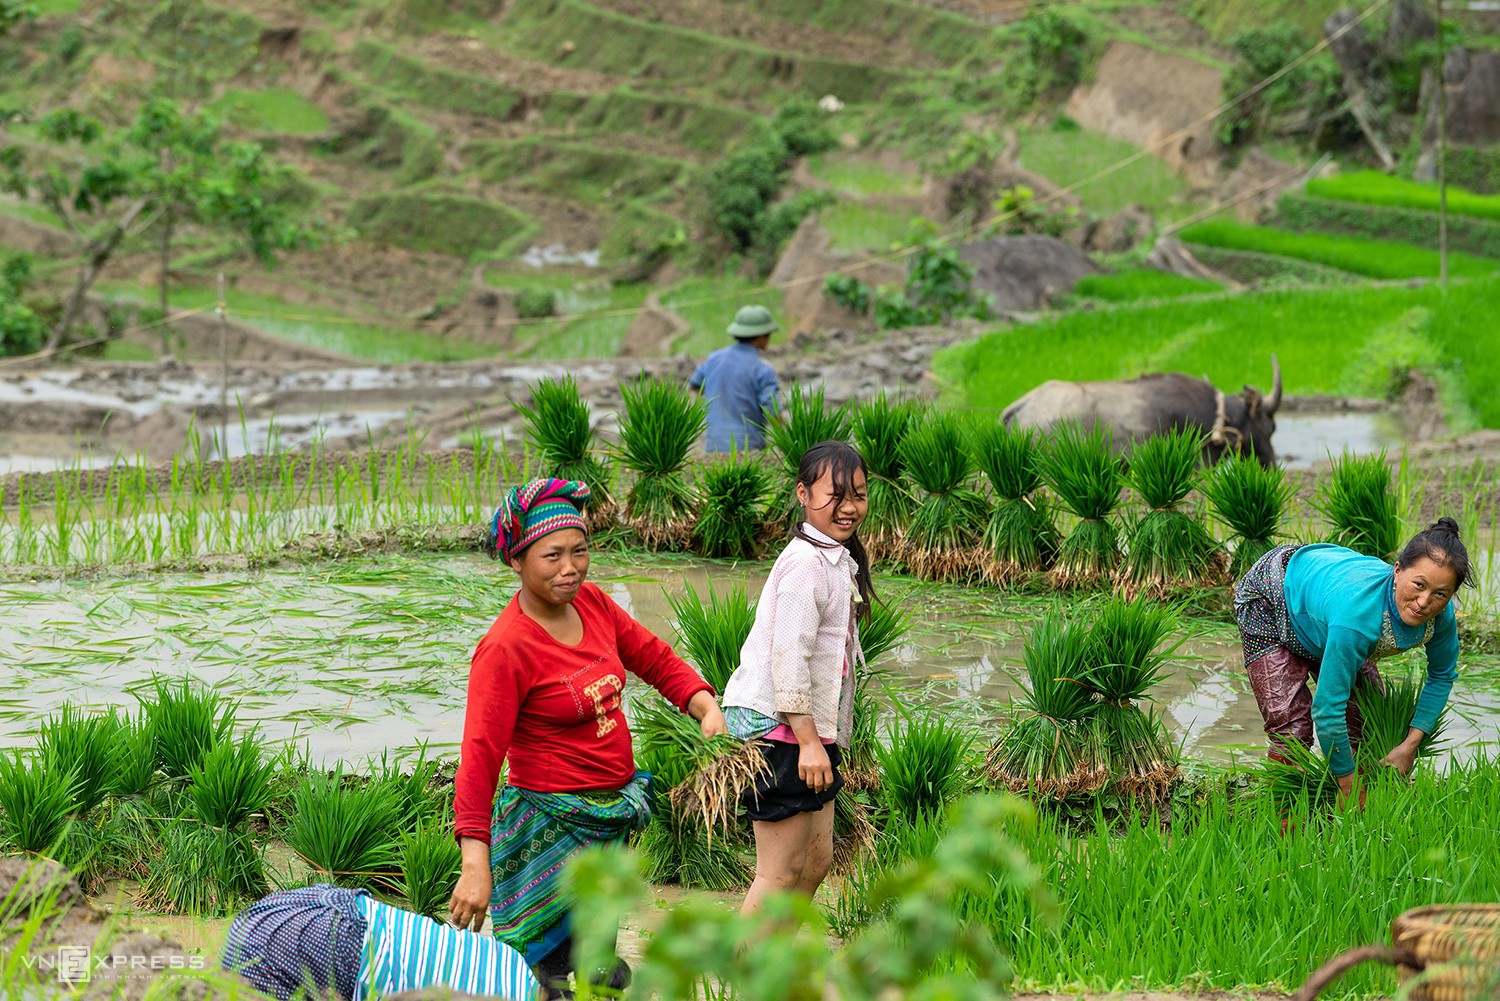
452,582,713,844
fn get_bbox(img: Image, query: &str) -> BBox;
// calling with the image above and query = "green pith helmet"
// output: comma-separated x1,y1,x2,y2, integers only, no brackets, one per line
726,304,778,339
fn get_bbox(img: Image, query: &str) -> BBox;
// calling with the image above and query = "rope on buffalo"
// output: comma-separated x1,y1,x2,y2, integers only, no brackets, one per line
1208,386,1244,450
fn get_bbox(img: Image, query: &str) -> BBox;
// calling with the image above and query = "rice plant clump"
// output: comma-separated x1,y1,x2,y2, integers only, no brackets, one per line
37,705,122,817
858,599,911,668
186,731,275,830
141,677,237,779
668,582,757,693
111,710,159,799
517,375,615,523
1262,738,1339,810
1040,421,1124,587
898,413,991,582
1119,428,1222,595
1355,671,1449,765
986,617,1100,796
137,822,265,915
969,422,1060,581
1315,450,1402,559
1083,596,1181,796
285,768,403,888
851,393,923,557
616,375,708,550
692,452,773,560
0,751,79,853
1202,453,1295,577
763,384,852,530
875,708,972,822
399,822,463,920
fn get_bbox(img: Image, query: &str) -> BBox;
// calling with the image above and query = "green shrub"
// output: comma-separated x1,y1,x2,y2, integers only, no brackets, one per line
1216,22,1340,146
515,288,556,319
770,100,838,157
0,254,47,357
1178,220,1500,280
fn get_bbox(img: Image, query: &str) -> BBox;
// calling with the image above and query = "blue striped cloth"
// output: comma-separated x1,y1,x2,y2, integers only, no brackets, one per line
221,885,367,1001
357,894,540,1001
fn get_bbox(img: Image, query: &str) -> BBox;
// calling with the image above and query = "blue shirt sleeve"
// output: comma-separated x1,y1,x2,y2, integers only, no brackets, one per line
689,359,710,391
1413,610,1459,734
757,363,779,415
1311,624,1368,777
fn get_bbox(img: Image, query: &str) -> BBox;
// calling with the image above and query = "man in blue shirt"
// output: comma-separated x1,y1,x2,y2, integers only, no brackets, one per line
688,304,780,452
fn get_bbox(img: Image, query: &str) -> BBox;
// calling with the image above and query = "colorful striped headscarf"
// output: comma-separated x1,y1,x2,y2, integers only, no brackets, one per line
489,478,591,561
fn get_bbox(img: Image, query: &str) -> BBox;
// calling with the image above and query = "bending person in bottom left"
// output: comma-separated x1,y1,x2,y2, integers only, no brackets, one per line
220,884,541,1001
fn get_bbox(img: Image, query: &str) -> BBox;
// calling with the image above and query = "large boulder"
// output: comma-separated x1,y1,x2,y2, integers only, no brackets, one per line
956,236,1103,311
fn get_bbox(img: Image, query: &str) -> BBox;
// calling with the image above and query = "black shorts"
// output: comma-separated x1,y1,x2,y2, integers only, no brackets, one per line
743,740,843,823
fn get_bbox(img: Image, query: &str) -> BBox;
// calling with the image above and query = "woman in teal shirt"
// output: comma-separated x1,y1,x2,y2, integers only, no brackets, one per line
1233,518,1474,803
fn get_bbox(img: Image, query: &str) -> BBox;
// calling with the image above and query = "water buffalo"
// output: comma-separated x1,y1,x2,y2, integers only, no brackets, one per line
1001,358,1283,466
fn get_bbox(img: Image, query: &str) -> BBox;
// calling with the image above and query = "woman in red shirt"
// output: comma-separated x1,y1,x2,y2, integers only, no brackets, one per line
448,478,726,992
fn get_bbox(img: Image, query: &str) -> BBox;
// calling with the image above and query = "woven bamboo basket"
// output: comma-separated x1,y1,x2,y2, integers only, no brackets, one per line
1294,904,1500,1001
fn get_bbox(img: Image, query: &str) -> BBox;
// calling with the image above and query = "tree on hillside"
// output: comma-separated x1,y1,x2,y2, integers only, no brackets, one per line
0,96,311,355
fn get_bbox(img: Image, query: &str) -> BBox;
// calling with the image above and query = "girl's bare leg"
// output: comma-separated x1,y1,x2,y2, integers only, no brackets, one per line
795,801,835,896
742,811,816,915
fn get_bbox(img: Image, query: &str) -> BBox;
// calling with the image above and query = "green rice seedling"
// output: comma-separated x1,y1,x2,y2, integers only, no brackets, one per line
1040,421,1124,587
875,706,973,822
140,677,237,779
373,743,446,829
986,617,1099,796
398,822,463,920
858,599,911,668
1354,671,1449,765
1202,453,1295,576
1315,451,1402,559
763,384,852,529
635,814,752,891
137,821,265,915
845,671,888,790
616,375,707,549
110,710,159,799
284,768,403,888
968,422,1060,581
692,451,773,559
668,581,756,693
851,393,923,556
37,705,122,817
0,751,79,854
517,374,615,519
898,413,990,582
1262,737,1339,810
1120,428,1222,595
186,731,275,830
1082,597,1182,793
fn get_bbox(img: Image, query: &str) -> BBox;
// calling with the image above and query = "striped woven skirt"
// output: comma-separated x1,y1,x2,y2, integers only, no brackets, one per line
488,773,652,965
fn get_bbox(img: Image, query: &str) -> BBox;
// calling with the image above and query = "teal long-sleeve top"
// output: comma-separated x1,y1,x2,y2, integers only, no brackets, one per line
1282,544,1459,777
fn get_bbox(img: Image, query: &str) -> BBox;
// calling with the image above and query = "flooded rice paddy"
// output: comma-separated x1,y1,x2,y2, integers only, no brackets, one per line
2,554,1496,768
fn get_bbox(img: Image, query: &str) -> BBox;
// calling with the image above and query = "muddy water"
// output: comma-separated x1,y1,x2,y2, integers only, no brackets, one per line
1274,412,1401,469
1,554,1495,768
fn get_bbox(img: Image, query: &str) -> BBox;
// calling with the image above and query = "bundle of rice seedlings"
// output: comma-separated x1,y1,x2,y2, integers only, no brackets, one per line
0,751,79,853
692,452,773,559
1354,671,1449,765
851,392,923,557
616,375,707,550
140,677,237,779
668,582,756,694
859,600,911,669
1202,453,1295,577
37,705,122,817
1263,738,1339,810
110,710,159,798
831,789,877,874
398,822,463,920
186,731,275,830
372,743,446,829
635,814,752,891
985,618,1100,796
284,768,402,888
874,707,973,822
1315,451,1402,559
517,375,616,526
898,413,991,582
969,422,1060,581
1039,421,1124,587
763,384,852,529
844,671,887,792
137,821,264,915
1120,428,1223,595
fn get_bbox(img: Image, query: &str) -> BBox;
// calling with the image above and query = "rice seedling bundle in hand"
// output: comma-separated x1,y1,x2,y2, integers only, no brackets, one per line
1262,737,1339,810
399,822,463,920
37,705,122,817
1040,421,1124,586
285,768,403,888
897,413,991,582
968,422,1060,580
763,384,852,529
851,393,923,554
138,821,264,915
1202,453,1294,577
1083,596,1181,794
140,677,237,779
1315,451,1402,559
616,375,707,549
186,731,275,830
0,751,79,853
874,707,973,822
1355,671,1449,765
517,375,615,519
1120,428,1222,594
692,452,773,559
668,582,756,693
986,617,1099,796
